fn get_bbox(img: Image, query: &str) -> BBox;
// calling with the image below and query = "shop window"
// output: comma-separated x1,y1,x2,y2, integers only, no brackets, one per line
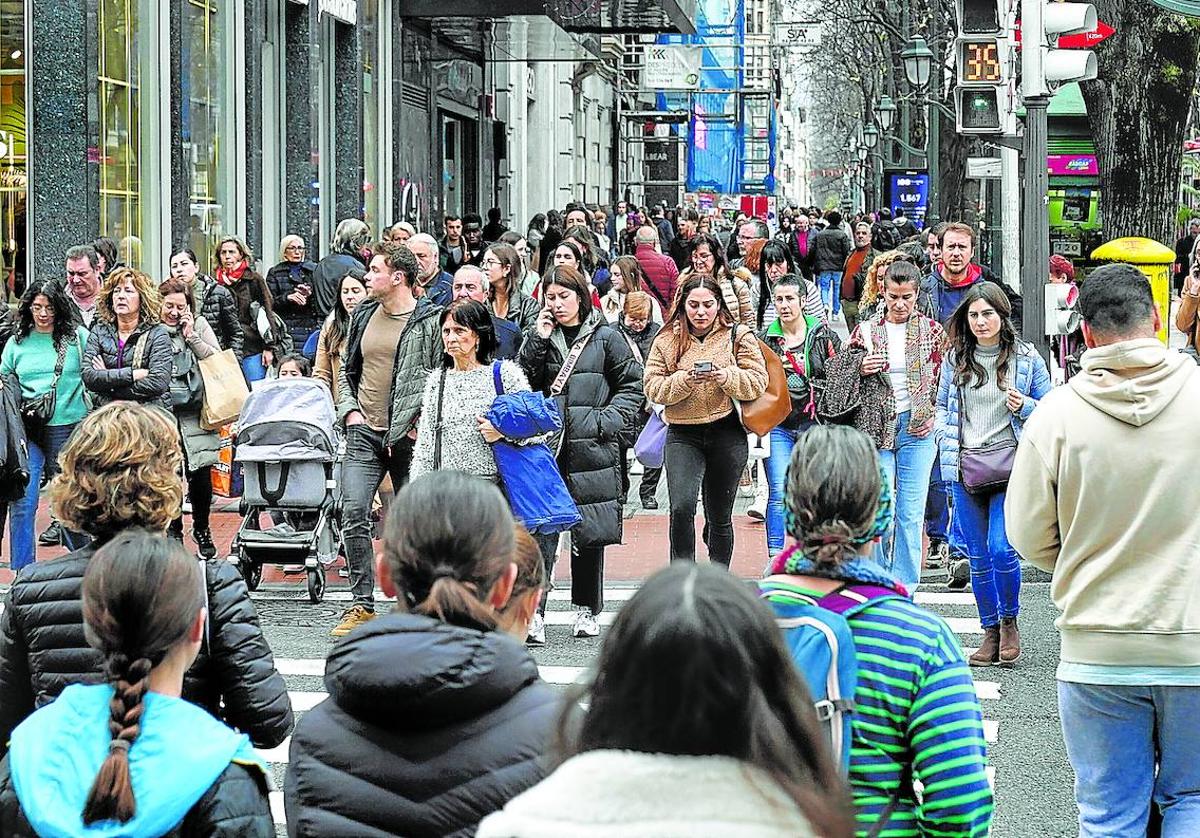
97,0,145,269
0,3,26,300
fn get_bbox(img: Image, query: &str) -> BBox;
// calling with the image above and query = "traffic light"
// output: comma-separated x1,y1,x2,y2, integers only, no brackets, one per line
1045,283,1080,335
1023,2,1098,97
953,0,1017,135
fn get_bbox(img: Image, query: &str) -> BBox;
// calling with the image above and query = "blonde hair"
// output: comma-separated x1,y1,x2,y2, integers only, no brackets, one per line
277,234,305,262
214,235,254,267
624,291,652,320
48,403,184,536
95,267,162,327
859,250,911,312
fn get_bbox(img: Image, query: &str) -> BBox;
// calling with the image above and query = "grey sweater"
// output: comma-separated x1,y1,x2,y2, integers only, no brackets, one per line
960,343,1016,448
410,360,531,480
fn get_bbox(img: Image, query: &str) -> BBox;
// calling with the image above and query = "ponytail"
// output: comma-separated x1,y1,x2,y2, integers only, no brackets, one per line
405,568,500,631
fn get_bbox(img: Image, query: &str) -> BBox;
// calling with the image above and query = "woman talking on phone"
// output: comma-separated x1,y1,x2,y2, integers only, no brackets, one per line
518,266,642,640
644,274,767,567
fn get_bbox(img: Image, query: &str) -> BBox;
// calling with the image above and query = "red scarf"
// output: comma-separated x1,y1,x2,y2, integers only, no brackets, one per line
938,261,983,289
215,259,249,286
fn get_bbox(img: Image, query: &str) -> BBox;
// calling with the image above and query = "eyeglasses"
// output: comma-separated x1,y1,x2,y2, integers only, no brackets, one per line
285,245,305,252
30,304,53,314
481,258,501,268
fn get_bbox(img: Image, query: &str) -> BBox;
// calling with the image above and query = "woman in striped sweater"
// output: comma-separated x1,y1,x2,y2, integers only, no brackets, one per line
760,425,993,837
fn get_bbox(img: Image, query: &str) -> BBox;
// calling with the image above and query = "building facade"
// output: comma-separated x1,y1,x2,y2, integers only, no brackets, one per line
5,0,691,294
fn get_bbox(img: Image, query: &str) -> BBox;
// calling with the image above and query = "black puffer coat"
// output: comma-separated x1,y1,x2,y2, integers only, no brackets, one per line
519,311,642,547
194,274,245,359
81,319,174,410
284,613,558,838
0,543,294,756
266,260,321,341
0,759,273,837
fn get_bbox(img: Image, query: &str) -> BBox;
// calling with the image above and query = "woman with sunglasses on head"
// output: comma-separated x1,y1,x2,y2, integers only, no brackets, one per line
677,234,754,327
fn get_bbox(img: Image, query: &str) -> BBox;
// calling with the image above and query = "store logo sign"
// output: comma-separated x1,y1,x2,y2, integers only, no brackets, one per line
319,0,358,24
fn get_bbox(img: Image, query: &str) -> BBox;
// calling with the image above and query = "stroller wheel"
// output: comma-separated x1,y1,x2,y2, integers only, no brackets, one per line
237,550,263,591
306,561,326,604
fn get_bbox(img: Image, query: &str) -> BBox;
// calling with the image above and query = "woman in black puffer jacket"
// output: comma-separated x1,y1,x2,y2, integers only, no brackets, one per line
284,473,558,837
0,403,293,757
518,265,642,641
81,267,174,410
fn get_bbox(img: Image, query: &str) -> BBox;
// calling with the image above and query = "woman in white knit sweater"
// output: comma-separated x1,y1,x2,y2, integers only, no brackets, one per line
410,300,532,481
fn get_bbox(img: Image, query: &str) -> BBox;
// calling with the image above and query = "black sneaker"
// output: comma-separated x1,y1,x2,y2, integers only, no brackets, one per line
38,521,62,547
640,496,659,510
192,528,217,559
927,538,947,569
947,557,970,590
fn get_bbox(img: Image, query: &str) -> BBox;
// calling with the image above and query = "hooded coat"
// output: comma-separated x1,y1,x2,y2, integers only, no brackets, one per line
518,311,643,547
0,543,294,756
0,684,272,837
283,612,558,838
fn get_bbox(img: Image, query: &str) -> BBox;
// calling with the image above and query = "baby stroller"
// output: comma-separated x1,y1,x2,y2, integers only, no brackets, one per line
228,378,341,602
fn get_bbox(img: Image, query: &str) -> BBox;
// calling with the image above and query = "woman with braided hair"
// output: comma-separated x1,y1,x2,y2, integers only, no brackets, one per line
284,472,558,836
759,425,993,838
0,530,272,835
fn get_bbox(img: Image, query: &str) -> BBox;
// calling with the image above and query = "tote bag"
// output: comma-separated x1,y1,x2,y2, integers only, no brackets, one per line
633,407,667,468
199,349,251,430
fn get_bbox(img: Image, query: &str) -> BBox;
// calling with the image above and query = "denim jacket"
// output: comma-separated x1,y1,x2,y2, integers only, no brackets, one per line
935,341,1052,483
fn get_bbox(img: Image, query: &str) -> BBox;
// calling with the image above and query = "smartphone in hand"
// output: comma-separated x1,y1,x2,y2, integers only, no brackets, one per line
693,360,713,374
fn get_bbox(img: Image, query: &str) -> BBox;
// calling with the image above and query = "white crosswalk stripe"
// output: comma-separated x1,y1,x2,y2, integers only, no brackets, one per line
253,581,1002,824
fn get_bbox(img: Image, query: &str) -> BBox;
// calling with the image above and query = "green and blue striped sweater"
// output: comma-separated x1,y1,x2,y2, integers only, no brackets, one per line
760,579,993,837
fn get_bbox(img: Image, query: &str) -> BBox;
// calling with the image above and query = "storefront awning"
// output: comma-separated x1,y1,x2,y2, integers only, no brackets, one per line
401,0,696,35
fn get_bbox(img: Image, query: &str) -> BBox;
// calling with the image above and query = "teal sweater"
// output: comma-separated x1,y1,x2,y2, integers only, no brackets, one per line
0,327,91,426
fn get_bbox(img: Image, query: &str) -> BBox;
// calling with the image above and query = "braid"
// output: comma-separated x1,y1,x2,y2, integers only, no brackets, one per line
82,654,153,825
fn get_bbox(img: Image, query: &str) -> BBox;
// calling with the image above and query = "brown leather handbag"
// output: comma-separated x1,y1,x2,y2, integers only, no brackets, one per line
732,326,792,436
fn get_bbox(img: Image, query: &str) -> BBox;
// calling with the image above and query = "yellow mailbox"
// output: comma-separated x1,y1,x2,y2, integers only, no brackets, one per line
1090,238,1175,345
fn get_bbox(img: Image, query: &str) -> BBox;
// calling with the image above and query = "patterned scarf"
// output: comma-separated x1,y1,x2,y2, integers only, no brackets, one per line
863,311,945,433
215,259,248,287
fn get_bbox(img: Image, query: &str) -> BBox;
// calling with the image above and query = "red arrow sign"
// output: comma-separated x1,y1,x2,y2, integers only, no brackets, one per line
1014,20,1116,48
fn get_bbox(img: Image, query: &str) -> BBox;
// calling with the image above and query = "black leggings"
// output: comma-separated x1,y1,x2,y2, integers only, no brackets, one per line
664,411,748,566
172,468,214,534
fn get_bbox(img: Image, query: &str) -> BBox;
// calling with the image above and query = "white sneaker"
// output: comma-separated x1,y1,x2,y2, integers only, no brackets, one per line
573,607,600,638
747,496,766,521
527,611,546,646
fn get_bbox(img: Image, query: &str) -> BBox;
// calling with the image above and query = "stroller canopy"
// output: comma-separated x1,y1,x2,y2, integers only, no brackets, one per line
236,378,337,462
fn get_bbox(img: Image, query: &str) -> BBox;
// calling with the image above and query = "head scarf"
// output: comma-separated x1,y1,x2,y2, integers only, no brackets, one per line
767,464,894,577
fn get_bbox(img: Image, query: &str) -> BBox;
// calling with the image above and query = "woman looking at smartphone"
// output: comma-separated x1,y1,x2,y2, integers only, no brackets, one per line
644,275,768,567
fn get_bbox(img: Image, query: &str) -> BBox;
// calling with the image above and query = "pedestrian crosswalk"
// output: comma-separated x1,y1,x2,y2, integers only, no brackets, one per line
250,583,1002,827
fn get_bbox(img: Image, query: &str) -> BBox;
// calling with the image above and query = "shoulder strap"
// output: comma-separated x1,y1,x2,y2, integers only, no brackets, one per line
433,368,447,469
492,360,504,395
550,329,594,396
622,332,645,366
132,331,149,369
48,338,67,386
817,583,906,617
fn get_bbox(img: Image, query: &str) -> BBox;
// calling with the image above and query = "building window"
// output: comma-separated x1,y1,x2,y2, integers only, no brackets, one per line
362,0,382,233
182,0,238,274
0,4,26,298
97,0,145,268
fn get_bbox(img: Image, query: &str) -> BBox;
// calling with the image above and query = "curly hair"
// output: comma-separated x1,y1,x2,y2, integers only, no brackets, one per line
858,250,915,313
15,279,80,344
95,267,162,327
48,403,184,537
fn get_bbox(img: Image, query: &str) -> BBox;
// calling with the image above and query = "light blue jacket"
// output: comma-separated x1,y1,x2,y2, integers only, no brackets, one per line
935,342,1052,483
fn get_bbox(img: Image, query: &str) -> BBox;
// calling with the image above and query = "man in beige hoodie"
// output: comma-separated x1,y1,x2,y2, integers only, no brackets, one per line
1006,263,1200,837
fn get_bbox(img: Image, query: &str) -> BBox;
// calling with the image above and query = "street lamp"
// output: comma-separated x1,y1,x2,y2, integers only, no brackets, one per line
863,122,879,148
856,143,868,163
877,95,896,131
902,36,933,89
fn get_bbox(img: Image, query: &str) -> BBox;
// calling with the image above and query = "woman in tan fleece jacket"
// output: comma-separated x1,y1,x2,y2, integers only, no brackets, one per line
644,274,768,566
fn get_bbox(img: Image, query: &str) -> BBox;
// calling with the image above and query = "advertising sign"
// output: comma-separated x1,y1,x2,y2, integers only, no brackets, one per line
643,46,702,90
886,170,930,229
644,140,682,208
1047,154,1099,176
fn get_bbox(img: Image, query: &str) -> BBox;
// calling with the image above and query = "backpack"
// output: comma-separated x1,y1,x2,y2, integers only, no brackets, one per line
872,221,902,252
763,583,906,771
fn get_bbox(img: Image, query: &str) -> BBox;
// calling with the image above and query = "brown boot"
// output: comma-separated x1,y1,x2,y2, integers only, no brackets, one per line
998,617,1021,666
969,626,1000,667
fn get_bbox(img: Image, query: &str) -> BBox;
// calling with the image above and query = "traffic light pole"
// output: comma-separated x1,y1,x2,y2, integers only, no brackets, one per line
1021,93,1051,360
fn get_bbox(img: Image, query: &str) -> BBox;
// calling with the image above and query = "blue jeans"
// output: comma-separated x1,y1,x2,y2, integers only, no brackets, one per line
9,423,85,570
925,465,950,542
816,271,841,315
875,411,936,587
241,353,268,383
950,482,1020,627
765,424,808,556
1059,681,1200,837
